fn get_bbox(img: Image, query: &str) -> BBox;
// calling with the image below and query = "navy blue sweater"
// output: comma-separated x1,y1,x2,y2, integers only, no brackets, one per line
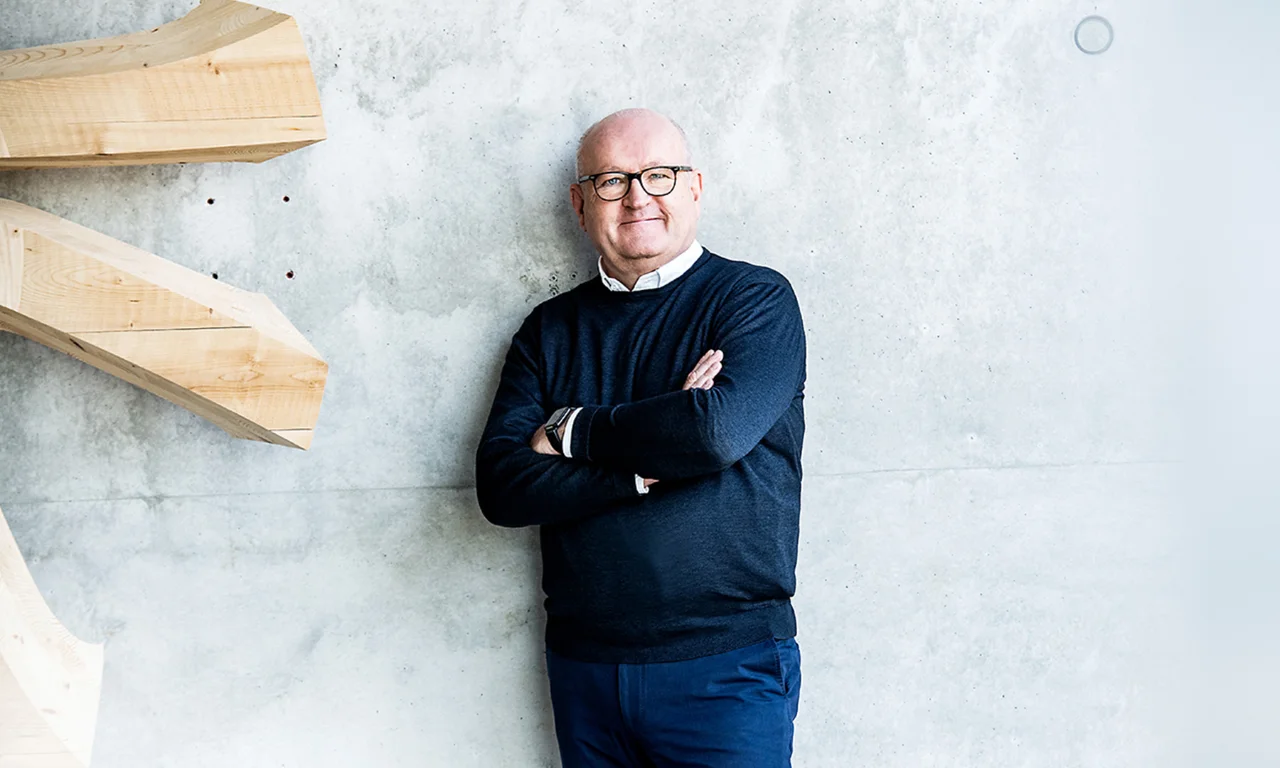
476,249,806,663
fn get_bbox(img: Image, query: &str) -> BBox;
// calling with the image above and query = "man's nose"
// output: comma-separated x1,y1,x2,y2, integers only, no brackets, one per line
622,177,653,206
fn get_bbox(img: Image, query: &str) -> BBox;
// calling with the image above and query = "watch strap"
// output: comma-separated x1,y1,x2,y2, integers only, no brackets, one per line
545,407,572,454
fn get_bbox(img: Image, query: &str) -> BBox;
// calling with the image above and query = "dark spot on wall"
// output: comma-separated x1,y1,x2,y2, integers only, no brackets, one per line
207,198,215,205
283,195,290,202
212,272,218,279
286,270,295,279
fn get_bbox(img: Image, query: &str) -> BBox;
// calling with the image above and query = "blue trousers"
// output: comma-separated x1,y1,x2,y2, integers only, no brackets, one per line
546,638,802,767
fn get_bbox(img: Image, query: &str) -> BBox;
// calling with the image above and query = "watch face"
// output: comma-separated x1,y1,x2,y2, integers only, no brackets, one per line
550,407,571,427
546,407,571,452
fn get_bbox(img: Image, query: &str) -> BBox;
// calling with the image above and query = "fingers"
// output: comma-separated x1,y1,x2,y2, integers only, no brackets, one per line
699,360,722,389
685,349,716,381
688,350,723,389
683,349,724,391
695,350,722,385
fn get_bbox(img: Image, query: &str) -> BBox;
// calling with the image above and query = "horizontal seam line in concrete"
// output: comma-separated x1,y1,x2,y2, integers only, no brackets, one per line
813,458,1177,477
2,459,1178,507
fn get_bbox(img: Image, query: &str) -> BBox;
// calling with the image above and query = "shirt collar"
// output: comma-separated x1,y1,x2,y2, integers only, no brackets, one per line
598,240,704,293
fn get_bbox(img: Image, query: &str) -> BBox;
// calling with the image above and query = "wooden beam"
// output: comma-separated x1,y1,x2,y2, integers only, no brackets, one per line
0,504,104,768
0,222,21,308
0,0,326,169
0,199,327,450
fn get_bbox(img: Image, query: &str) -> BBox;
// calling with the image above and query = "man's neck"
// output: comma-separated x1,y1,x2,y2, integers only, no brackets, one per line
600,256,669,290
599,240,700,291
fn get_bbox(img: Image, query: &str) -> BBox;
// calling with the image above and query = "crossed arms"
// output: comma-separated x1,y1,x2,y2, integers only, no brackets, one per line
528,348,726,486
475,277,805,528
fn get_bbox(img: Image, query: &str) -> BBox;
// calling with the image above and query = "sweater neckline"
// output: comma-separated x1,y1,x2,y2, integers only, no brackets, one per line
587,248,712,303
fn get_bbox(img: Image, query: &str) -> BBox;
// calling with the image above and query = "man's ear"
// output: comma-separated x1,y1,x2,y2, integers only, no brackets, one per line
689,170,704,202
570,183,588,231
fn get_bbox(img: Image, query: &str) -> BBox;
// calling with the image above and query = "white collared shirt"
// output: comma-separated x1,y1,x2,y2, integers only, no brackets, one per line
597,239,704,292
561,240,705,493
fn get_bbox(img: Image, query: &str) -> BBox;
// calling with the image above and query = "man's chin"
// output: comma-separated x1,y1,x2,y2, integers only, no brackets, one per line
614,240,678,263
619,250,665,262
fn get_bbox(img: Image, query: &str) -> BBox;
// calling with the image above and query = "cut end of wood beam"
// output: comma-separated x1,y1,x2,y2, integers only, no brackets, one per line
0,1,326,169
271,429,315,450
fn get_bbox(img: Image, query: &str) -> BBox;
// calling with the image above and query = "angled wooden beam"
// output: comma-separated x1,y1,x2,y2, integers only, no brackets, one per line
0,199,327,450
0,0,325,170
0,503,104,768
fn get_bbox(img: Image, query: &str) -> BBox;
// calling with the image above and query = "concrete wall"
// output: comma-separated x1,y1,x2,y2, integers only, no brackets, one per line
0,0,1205,765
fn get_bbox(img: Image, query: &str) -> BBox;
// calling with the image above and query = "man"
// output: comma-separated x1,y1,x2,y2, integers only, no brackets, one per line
476,108,806,766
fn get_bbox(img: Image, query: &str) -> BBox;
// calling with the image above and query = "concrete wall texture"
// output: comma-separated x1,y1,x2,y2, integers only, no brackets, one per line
3,0,1245,765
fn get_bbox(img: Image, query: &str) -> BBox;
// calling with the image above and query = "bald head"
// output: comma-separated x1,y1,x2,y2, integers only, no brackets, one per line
576,109,691,178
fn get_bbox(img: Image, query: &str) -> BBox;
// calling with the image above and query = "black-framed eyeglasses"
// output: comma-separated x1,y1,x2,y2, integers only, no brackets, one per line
577,165,693,202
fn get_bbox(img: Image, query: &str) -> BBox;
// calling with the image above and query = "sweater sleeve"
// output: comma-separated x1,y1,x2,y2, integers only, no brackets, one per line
475,308,643,528
567,273,806,480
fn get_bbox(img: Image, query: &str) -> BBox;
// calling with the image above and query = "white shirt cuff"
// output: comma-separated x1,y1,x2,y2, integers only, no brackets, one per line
635,475,649,495
560,408,581,458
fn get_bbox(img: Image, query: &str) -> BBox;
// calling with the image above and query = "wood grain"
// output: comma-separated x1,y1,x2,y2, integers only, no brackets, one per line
0,222,21,308
0,199,327,450
17,232,242,333
0,0,325,169
0,504,103,768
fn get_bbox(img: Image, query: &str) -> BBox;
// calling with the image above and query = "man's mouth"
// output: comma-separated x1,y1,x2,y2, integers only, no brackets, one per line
620,217,662,226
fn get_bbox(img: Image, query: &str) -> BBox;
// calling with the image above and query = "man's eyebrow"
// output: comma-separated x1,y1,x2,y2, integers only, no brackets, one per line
588,162,682,174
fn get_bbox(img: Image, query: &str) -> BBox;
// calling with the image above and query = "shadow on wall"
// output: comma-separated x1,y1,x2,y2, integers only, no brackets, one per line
552,136,604,289
468,139,586,763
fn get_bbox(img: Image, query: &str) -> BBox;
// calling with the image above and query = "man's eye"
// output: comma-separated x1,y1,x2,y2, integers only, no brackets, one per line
598,176,624,187
645,171,673,182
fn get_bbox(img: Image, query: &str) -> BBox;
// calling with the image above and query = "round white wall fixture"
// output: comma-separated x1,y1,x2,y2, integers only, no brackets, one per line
1075,15,1114,54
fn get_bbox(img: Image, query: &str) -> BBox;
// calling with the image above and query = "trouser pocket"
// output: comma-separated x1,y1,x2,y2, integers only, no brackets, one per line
771,637,802,702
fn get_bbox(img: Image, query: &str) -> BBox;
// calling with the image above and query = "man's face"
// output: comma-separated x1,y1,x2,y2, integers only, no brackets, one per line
571,113,703,278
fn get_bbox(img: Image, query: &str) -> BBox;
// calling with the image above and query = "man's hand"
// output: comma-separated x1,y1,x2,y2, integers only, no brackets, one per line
530,425,558,455
683,349,723,391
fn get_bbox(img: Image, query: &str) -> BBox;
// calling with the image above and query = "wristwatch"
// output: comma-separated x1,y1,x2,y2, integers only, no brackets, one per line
544,406,574,455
